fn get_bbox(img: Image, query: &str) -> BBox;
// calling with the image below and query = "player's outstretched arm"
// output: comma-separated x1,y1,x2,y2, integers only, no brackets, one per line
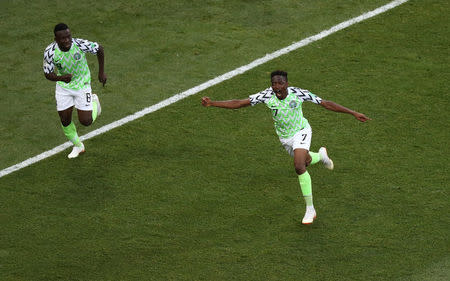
320,100,371,122
96,45,107,86
201,97,251,109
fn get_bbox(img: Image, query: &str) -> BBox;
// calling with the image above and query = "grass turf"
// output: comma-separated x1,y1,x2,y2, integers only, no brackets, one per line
1,0,449,280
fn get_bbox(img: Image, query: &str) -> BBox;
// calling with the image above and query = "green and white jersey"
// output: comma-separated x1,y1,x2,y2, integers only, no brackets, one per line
43,38,99,90
249,87,322,138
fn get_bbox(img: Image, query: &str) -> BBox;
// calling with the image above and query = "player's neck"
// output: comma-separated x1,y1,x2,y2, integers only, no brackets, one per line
276,92,288,100
58,44,72,52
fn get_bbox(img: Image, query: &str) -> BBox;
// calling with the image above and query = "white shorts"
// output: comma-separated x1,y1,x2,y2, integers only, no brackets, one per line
279,125,312,157
55,84,93,111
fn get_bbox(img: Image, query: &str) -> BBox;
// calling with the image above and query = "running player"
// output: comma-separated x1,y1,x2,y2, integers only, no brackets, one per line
43,23,107,158
201,70,370,224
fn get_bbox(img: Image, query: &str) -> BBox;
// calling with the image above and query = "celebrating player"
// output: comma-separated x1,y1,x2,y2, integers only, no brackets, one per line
201,70,370,224
43,23,107,158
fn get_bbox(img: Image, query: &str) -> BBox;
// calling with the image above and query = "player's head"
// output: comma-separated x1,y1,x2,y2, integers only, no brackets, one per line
54,23,72,52
271,70,289,99
271,70,288,82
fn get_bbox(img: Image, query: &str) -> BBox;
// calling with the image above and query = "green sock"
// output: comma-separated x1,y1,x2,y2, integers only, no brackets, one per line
62,122,82,147
309,151,321,165
92,101,98,122
298,171,314,206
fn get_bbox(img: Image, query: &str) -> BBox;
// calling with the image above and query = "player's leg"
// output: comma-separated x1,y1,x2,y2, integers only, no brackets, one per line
56,85,84,158
294,148,316,224
291,126,316,224
308,150,321,165
59,107,82,147
60,108,85,158
77,109,93,126
318,147,334,170
308,148,333,169
75,90,101,126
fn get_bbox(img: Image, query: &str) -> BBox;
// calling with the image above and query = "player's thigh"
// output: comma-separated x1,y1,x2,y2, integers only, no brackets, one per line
280,126,313,158
293,148,311,167
74,88,93,112
55,84,75,112
57,107,73,126
292,125,312,152
280,136,295,157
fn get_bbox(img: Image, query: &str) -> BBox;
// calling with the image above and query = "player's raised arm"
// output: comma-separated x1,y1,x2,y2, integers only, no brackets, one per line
319,99,371,122
201,97,251,109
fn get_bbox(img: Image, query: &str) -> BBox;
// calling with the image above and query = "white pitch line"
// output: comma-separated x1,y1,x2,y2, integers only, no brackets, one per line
0,0,409,179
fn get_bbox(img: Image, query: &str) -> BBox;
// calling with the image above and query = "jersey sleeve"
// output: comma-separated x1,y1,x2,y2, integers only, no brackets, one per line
249,88,273,106
290,87,322,104
74,38,99,54
43,43,56,74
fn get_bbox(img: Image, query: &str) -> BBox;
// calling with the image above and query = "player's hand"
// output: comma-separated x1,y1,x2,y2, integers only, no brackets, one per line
59,74,72,83
201,97,212,107
354,112,371,122
98,72,107,87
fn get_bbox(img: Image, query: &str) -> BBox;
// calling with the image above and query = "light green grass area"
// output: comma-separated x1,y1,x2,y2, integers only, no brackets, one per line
1,0,449,280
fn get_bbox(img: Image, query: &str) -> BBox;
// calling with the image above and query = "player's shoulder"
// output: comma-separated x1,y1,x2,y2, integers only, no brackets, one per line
74,38,99,53
260,87,274,95
289,86,307,93
290,86,315,96
73,38,88,45
44,42,57,52
249,87,274,105
43,42,57,63
290,86,322,103
254,87,275,99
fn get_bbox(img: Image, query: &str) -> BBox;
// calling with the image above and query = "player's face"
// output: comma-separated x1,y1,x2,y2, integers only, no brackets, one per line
55,29,72,52
271,75,288,100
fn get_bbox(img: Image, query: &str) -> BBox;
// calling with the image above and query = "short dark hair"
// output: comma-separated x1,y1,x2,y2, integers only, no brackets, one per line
54,23,69,34
271,70,288,81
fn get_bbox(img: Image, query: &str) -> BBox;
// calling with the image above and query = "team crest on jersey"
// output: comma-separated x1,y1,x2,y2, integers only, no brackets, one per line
289,100,298,109
73,52,81,60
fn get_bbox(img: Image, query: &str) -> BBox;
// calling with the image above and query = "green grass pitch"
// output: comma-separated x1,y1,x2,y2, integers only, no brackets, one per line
0,0,449,280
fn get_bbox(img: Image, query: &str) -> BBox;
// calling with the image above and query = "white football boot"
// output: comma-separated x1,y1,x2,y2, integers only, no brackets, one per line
302,207,317,225
68,143,85,159
93,94,101,117
318,147,334,170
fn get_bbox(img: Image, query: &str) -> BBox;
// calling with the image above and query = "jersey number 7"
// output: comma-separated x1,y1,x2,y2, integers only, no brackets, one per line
272,109,278,116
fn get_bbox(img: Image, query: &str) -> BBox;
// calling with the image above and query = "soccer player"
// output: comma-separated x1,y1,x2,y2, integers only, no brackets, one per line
201,70,370,224
43,23,107,158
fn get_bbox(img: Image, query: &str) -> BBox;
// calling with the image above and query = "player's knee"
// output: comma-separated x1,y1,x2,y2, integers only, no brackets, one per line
294,163,307,175
79,118,92,126
305,158,312,167
60,119,71,127
59,116,72,127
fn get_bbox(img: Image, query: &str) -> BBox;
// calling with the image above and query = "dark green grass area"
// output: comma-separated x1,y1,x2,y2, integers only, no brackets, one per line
1,0,449,280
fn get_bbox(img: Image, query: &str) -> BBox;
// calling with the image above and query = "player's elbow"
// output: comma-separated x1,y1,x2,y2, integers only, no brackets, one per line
44,73,53,81
97,45,104,54
320,100,334,110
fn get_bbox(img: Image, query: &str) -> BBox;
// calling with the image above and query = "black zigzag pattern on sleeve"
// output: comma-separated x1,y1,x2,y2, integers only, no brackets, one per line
74,38,99,54
249,88,273,105
43,43,56,74
292,87,322,104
